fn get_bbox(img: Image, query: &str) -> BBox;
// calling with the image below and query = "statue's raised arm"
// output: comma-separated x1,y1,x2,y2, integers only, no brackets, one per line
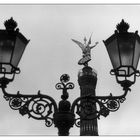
90,42,99,49
72,35,98,66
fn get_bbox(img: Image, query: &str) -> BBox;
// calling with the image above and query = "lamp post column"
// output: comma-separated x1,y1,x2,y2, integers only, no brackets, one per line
54,74,75,136
53,99,75,136
78,66,98,136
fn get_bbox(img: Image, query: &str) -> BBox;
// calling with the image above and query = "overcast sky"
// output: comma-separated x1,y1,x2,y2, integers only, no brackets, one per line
0,4,140,136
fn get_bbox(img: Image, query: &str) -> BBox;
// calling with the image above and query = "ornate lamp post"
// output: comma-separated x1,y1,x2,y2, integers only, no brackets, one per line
0,17,140,136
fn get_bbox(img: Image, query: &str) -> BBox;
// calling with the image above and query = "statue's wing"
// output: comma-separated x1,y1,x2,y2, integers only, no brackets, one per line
72,39,85,51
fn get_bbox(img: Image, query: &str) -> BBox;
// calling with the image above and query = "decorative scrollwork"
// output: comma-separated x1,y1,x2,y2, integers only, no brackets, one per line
19,104,29,116
1,74,76,130
3,95,10,101
1,73,129,132
99,96,126,112
9,97,23,110
2,89,57,127
55,74,74,91
75,118,80,127
72,97,100,124
55,74,75,101
71,89,128,127
28,97,54,120
65,82,74,89
60,74,70,83
55,83,64,90
106,99,120,112
119,97,126,103
3,95,29,110
99,105,110,117
45,117,53,127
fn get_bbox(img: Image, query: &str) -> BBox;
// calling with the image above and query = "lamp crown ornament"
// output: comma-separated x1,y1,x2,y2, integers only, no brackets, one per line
4,17,17,31
116,19,130,33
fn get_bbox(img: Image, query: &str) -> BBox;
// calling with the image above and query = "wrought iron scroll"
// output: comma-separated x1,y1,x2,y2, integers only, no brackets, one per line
55,74,74,100
0,74,130,129
2,88,58,127
0,74,74,128
71,89,129,127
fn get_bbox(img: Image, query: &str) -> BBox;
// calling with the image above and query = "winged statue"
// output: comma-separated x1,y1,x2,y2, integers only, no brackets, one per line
72,35,98,66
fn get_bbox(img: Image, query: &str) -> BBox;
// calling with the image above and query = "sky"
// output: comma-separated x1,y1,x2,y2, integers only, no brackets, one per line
0,4,140,136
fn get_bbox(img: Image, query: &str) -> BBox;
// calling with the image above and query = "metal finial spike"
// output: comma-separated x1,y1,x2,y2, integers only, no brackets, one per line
116,19,130,33
38,90,41,95
60,74,70,83
4,17,17,31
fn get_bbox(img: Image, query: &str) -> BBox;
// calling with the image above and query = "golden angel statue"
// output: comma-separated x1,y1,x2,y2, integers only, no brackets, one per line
72,35,98,66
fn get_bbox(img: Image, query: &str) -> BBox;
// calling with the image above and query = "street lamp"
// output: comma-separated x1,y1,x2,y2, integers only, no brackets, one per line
104,19,140,89
0,18,139,136
0,17,29,75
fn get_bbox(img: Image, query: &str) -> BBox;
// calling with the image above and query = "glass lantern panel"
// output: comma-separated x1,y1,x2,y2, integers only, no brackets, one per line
0,36,15,63
118,66,134,76
129,67,135,76
118,34,135,66
117,67,128,76
1,64,12,73
133,39,140,69
105,38,120,69
11,36,28,67
0,64,13,73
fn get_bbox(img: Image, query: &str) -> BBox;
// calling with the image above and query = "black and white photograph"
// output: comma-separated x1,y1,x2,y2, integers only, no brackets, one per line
0,3,139,137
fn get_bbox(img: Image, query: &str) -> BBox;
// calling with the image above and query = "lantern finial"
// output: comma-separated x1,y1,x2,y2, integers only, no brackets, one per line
116,19,129,33
4,17,17,31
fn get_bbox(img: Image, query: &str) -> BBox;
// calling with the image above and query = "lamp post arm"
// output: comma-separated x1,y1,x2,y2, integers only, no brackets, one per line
1,86,58,107
0,74,76,136
71,88,129,127
94,88,129,100
1,86,58,127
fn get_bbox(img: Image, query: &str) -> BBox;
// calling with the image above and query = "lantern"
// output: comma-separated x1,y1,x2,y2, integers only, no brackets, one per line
104,20,140,78
0,17,29,74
